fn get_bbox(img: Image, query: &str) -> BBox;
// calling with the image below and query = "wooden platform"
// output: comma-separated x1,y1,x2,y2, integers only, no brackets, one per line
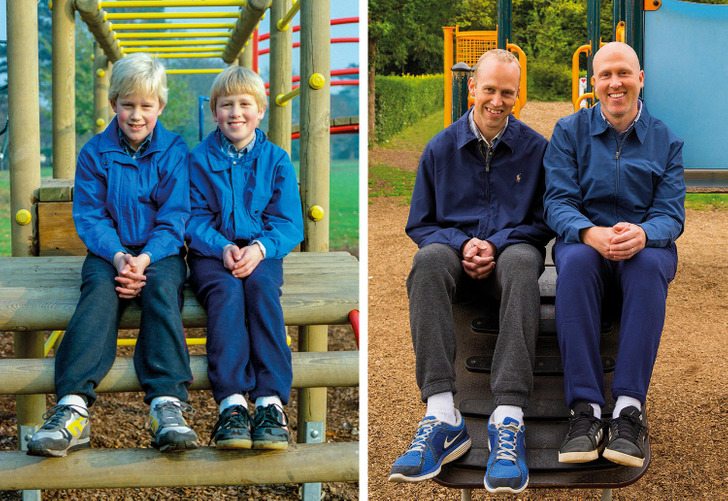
0,251,359,332
434,266,651,490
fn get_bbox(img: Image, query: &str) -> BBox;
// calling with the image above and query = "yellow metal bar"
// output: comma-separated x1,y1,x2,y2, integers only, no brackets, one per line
43,331,64,357
106,11,240,20
115,31,231,39
443,26,454,128
572,43,592,111
506,42,527,118
117,338,206,347
576,92,596,110
166,68,225,74
615,21,626,43
122,46,226,53
275,86,300,106
111,22,236,30
119,39,228,46
100,0,244,7
153,52,224,58
276,0,299,31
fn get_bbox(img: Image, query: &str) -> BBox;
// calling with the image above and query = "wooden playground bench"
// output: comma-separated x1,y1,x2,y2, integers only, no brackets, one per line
434,252,650,500
0,248,359,490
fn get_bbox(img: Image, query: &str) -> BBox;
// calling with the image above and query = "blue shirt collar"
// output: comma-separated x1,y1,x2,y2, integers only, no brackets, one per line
118,125,153,159
468,108,508,148
218,128,256,158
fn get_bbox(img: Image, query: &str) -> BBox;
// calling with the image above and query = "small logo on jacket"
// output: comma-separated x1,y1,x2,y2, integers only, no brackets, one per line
516,173,522,183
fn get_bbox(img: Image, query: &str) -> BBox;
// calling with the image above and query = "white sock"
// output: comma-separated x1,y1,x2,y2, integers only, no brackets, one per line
612,396,641,418
255,395,283,410
590,403,602,420
150,396,180,412
58,394,88,413
220,393,248,414
426,392,457,425
491,405,524,425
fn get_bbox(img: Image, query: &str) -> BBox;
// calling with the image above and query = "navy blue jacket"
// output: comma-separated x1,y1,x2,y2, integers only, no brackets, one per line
73,117,190,264
186,128,304,260
406,109,554,257
543,102,685,247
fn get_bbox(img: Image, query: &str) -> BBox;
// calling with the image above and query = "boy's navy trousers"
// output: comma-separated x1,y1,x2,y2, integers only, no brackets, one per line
553,239,678,408
188,255,292,405
55,251,192,407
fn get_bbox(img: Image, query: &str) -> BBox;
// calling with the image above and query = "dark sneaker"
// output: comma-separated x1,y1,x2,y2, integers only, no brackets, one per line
603,406,647,467
484,416,528,494
211,405,253,449
558,401,607,463
149,400,198,453
252,404,290,450
27,404,91,457
388,409,471,483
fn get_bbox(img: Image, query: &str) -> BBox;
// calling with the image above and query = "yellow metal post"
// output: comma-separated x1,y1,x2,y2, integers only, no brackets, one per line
52,0,76,179
7,0,46,455
268,0,292,153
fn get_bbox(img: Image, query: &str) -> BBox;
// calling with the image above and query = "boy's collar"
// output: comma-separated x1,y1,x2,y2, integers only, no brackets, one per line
217,128,256,158
118,124,154,159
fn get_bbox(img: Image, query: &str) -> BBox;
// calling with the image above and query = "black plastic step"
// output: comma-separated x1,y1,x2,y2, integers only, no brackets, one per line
465,355,615,376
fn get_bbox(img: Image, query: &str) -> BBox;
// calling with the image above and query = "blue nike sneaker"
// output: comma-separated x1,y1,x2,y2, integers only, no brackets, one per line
484,415,529,494
388,410,471,482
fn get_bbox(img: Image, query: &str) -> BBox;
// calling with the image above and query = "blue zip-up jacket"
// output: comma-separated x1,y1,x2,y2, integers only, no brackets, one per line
186,128,304,260
543,102,685,248
73,117,190,264
406,108,554,257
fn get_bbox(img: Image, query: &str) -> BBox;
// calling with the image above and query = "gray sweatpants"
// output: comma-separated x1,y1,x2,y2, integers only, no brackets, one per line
407,242,543,409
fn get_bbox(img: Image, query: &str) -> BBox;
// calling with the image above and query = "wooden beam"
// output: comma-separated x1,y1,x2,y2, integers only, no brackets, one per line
0,442,359,490
0,351,358,395
222,0,271,64
75,0,123,63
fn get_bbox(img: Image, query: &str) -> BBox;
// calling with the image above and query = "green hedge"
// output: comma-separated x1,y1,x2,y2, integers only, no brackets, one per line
374,74,444,143
527,60,572,102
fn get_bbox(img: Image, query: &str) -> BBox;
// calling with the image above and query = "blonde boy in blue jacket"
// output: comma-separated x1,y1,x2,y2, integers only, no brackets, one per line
27,53,197,457
186,66,303,450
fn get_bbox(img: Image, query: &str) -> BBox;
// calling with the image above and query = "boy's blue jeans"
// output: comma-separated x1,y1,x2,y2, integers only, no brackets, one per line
188,254,292,405
553,239,678,408
55,251,192,407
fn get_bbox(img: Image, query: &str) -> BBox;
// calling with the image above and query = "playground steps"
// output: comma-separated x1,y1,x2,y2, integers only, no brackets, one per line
0,442,359,491
434,264,651,490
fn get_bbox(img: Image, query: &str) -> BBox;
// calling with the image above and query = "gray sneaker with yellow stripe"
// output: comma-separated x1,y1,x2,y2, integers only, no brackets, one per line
149,400,199,453
27,404,91,457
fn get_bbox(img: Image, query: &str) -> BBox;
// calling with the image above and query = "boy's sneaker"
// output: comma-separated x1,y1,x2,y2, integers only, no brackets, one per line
27,404,91,457
559,401,607,463
388,409,471,483
211,405,253,449
603,406,648,467
149,400,198,453
484,415,528,494
252,404,290,450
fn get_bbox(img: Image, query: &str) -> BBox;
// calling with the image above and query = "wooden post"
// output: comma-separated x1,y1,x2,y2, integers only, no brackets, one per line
297,0,330,473
94,44,112,134
268,0,292,154
7,0,46,444
238,46,253,69
52,0,76,179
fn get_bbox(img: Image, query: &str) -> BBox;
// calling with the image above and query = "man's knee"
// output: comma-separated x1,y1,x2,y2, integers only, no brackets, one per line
407,244,460,292
497,244,543,276
555,243,602,278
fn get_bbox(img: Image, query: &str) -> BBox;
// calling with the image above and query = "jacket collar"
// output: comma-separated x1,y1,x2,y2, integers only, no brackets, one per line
589,100,650,144
456,107,518,154
204,127,266,171
97,116,169,156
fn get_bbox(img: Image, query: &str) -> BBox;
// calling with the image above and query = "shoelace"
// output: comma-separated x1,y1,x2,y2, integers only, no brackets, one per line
254,405,288,430
493,422,520,463
565,410,599,439
209,405,250,443
41,404,89,429
155,400,194,425
406,419,438,453
613,412,642,442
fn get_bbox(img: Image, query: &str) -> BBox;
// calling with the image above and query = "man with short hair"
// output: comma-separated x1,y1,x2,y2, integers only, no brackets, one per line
544,41,685,468
388,49,554,494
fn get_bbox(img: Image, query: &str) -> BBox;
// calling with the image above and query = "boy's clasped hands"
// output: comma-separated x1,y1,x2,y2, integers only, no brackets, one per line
113,252,150,298
223,243,264,278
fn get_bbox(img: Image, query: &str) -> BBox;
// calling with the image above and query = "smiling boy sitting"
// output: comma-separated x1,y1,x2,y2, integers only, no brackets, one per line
186,66,303,450
27,53,197,457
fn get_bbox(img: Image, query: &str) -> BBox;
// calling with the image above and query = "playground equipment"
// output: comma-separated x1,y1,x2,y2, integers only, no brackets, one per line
570,0,728,187
2,0,359,498
442,0,528,128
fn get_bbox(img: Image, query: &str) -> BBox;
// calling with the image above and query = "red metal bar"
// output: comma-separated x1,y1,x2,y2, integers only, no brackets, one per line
348,310,360,348
257,17,359,42
252,28,259,74
258,37,359,56
290,124,359,140
263,69,359,89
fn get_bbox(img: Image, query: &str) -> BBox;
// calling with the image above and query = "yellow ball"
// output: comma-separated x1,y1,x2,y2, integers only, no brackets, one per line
308,205,324,222
15,209,32,226
96,68,105,77
96,118,106,127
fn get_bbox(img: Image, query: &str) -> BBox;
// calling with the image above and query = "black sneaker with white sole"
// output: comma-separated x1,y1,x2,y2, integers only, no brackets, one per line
603,406,647,467
558,401,607,463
